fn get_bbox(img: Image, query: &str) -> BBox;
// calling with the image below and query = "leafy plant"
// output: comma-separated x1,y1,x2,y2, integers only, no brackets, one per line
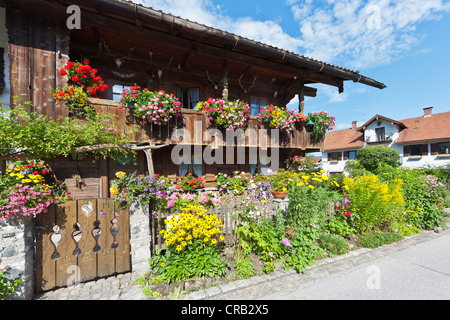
356,146,400,172
0,267,22,299
149,205,228,283
0,101,137,160
359,231,403,249
235,257,255,279
317,232,351,256
343,174,405,233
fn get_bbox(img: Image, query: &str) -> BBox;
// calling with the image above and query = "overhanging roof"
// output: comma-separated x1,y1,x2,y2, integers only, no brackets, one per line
59,0,386,90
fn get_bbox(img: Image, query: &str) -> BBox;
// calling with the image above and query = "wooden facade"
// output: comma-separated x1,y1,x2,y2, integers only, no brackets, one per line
1,0,385,197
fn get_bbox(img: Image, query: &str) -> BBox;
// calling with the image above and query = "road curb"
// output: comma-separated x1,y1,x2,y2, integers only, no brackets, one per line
183,222,450,300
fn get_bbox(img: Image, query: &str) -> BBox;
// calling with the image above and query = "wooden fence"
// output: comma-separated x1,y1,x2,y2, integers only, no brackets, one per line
149,197,343,254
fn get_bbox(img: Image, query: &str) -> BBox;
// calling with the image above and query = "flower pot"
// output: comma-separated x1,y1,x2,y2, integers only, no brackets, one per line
271,191,288,199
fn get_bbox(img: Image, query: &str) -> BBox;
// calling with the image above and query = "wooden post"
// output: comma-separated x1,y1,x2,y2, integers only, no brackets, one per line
223,59,228,99
0,160,6,175
298,84,305,114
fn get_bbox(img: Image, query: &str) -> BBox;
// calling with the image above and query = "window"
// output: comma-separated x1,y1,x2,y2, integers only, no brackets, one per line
179,153,202,177
409,145,422,156
438,142,450,154
250,96,268,116
348,151,356,160
176,84,200,109
375,127,385,142
328,152,341,162
112,84,131,102
249,153,269,175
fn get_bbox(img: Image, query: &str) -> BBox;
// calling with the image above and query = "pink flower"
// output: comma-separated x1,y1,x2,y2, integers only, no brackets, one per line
167,199,175,208
282,238,292,247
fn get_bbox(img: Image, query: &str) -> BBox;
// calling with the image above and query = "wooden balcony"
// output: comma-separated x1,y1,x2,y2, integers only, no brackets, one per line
89,98,323,152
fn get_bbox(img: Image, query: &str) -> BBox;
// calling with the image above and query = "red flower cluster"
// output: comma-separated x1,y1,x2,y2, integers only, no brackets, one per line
59,60,108,97
178,173,205,191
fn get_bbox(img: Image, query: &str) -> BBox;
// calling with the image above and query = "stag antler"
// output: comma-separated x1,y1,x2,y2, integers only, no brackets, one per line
239,74,258,93
206,70,224,90
148,51,174,79
102,39,134,68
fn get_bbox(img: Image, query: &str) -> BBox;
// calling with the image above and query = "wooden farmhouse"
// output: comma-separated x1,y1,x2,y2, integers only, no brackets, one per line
0,0,386,198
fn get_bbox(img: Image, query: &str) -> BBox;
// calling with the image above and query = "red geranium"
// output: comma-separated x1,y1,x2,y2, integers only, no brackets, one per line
57,60,107,98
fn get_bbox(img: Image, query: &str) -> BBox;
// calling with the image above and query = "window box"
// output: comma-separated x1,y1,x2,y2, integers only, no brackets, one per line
408,155,422,160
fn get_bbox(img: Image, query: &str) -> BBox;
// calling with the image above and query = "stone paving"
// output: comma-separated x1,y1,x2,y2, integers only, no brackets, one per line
33,222,450,300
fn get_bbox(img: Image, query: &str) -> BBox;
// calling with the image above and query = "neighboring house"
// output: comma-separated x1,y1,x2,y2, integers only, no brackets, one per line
322,107,450,174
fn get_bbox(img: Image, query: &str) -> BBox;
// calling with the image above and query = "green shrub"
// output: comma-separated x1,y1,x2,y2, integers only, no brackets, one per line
343,174,405,233
356,146,399,172
235,257,255,279
359,231,403,248
317,232,351,255
287,186,336,230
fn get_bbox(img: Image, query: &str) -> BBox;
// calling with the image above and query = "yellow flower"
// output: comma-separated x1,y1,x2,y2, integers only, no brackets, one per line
322,176,329,181
282,187,287,192
115,171,126,179
220,235,224,241
211,238,217,245
160,263,165,267
110,186,118,195
176,245,182,252
308,185,315,189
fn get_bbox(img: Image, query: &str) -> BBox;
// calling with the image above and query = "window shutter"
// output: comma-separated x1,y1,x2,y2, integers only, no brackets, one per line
430,143,439,155
403,146,410,157
420,144,428,156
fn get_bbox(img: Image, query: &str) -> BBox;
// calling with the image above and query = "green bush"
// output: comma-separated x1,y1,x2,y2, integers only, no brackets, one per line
235,257,255,279
317,232,351,255
356,146,399,172
287,186,337,230
375,165,447,230
359,231,403,248
343,174,405,233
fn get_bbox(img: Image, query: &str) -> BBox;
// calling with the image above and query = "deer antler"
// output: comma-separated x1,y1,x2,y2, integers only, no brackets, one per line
239,74,258,93
149,51,174,79
206,70,223,90
102,39,134,68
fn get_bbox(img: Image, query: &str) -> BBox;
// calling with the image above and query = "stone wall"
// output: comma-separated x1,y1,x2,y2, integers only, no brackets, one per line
0,216,35,300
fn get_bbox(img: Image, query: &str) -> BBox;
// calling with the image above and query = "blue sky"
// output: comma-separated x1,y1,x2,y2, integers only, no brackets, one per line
136,0,450,129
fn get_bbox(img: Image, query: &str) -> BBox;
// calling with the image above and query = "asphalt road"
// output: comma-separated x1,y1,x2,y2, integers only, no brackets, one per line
263,230,450,300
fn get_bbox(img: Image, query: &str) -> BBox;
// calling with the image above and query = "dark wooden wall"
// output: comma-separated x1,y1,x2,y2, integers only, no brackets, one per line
6,3,69,117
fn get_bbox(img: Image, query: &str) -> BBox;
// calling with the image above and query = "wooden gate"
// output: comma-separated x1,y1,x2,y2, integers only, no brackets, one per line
35,199,131,293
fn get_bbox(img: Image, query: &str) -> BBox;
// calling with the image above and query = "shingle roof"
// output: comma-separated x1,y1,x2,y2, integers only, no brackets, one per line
396,111,450,144
113,0,386,89
323,111,450,151
323,128,365,152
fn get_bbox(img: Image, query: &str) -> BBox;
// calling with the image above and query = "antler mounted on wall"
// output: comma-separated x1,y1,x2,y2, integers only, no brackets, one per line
239,74,258,93
101,39,135,68
206,70,224,90
148,51,175,79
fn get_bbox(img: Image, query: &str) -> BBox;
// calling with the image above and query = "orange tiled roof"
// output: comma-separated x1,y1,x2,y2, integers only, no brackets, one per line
323,128,364,152
396,111,450,144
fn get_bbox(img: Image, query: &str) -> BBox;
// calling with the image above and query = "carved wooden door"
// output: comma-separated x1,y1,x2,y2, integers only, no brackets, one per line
35,199,130,293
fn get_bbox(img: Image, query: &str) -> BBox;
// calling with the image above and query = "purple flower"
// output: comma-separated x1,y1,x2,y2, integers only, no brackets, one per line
282,238,292,247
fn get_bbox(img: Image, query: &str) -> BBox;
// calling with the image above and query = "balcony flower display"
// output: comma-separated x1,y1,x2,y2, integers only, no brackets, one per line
307,111,336,141
120,86,182,126
55,60,108,116
257,105,307,134
196,98,251,130
57,60,108,98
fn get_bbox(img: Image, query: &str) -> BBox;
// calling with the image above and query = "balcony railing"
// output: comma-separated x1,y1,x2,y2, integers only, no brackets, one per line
89,98,323,151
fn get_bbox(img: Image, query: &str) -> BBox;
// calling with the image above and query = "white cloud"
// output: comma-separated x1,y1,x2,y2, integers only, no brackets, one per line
137,0,302,52
287,0,450,69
